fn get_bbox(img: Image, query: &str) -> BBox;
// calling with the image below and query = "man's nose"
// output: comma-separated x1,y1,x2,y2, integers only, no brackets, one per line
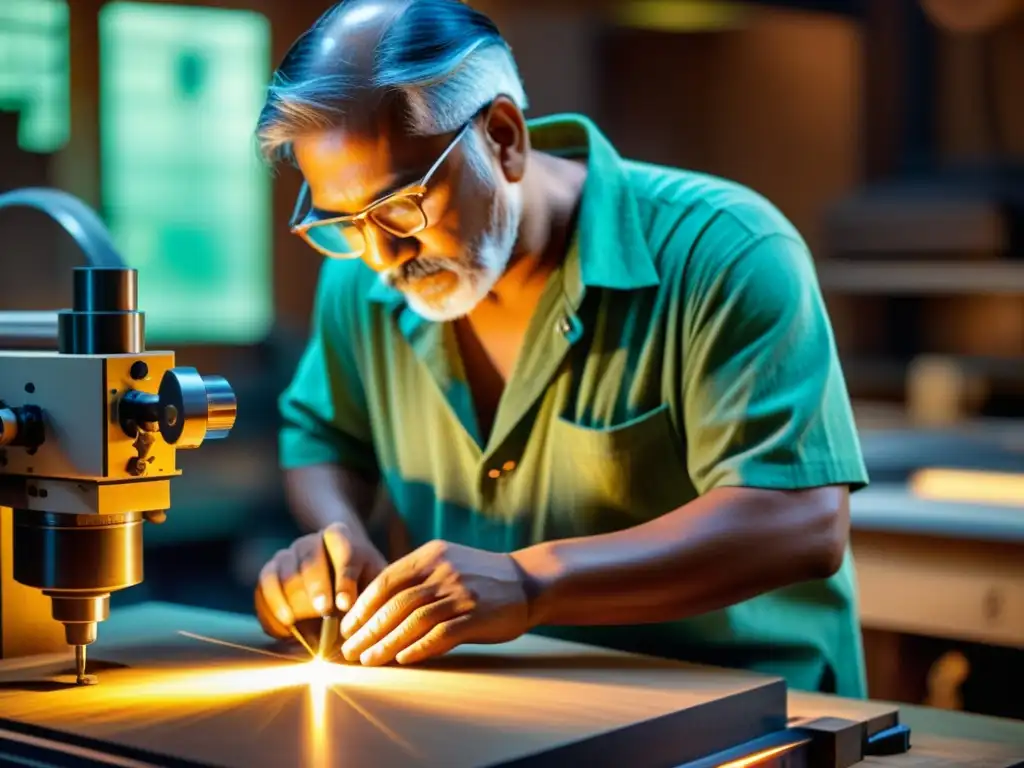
361,225,414,272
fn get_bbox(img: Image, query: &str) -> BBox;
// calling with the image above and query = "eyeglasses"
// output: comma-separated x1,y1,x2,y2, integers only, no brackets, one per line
289,120,474,261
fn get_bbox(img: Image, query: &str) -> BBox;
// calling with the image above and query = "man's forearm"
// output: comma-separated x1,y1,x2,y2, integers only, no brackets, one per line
284,464,378,542
511,486,849,628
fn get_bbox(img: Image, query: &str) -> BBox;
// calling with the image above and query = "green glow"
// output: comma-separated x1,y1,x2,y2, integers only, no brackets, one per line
99,2,273,344
0,0,70,153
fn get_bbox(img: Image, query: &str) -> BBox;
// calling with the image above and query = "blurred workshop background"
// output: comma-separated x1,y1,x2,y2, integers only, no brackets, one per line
1,0,1022,721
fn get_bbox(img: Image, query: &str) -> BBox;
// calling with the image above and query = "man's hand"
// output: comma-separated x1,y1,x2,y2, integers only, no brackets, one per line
255,522,388,639
339,540,531,666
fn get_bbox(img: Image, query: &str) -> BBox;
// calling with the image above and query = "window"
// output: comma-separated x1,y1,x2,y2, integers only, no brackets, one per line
99,2,273,344
0,0,70,153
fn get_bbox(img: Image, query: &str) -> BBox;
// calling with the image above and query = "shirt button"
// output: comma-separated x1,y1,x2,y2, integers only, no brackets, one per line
502,460,517,472
487,468,501,479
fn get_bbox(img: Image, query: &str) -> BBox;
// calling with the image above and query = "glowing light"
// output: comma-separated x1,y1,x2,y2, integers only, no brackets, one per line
177,631,297,662
910,468,1024,507
718,742,806,767
123,657,353,702
289,624,316,658
306,658,331,768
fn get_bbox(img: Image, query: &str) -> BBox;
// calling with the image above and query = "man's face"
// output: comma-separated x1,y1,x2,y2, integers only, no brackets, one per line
292,117,523,322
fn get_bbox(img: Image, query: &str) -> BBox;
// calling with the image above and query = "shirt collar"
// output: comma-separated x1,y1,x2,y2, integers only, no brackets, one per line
367,113,659,306
529,113,659,294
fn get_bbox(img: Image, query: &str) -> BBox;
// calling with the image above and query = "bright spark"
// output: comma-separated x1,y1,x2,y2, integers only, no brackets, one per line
290,625,316,658
176,631,300,662
175,631,421,764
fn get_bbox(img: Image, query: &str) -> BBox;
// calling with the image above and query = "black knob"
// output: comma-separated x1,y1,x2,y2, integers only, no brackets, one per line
0,404,44,449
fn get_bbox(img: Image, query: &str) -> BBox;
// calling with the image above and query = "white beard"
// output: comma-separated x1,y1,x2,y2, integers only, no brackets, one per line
386,176,523,324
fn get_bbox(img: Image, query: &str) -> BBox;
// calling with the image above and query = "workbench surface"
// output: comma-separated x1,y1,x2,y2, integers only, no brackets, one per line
1,603,1022,767
851,483,1024,543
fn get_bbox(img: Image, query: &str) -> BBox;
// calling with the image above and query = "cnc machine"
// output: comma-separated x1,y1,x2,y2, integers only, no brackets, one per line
0,188,237,684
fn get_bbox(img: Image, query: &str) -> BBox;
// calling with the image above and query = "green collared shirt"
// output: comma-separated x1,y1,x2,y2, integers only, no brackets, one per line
279,114,870,697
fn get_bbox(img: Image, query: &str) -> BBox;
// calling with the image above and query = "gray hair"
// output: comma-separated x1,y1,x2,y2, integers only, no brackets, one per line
256,0,529,165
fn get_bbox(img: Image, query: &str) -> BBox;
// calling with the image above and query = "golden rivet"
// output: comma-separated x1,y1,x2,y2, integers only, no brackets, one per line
487,468,501,479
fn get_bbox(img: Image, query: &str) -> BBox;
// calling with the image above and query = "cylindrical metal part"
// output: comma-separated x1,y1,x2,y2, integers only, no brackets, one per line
57,311,144,355
13,510,144,591
205,375,238,439
73,266,138,313
13,510,143,647
158,368,238,449
50,595,110,625
58,266,145,355
0,310,59,350
50,597,106,646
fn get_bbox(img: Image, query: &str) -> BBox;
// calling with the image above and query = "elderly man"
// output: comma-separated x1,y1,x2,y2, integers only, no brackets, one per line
253,0,869,698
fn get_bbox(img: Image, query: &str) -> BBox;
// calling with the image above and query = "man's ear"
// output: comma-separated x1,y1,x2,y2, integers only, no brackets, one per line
482,97,528,183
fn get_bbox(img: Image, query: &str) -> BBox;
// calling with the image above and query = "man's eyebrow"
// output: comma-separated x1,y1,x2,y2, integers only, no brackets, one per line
308,170,427,220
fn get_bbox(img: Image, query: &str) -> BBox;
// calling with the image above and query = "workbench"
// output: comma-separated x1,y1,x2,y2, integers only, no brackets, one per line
852,483,1024,645
849,480,1024,708
1,603,1021,767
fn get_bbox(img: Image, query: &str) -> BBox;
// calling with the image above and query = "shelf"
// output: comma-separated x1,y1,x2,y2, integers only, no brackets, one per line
816,260,1024,295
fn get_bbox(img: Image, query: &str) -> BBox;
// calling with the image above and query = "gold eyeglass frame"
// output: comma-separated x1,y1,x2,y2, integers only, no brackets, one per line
289,120,475,260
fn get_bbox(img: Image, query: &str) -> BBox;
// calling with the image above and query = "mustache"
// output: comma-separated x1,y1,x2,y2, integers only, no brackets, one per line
384,256,470,287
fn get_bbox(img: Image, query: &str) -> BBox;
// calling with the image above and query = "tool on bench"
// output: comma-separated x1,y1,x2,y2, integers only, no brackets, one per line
0,188,238,684
318,615,342,660
316,538,343,660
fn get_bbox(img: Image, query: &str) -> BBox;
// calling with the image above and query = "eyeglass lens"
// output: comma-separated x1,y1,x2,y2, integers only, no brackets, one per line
305,196,427,257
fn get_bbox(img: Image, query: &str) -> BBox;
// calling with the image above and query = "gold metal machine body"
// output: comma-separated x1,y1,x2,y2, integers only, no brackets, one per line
0,188,237,677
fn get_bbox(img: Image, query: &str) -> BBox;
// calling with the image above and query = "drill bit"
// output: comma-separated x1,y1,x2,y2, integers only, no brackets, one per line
75,644,87,685
318,615,341,660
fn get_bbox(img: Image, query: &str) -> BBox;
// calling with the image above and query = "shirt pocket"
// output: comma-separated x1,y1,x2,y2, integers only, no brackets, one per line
544,403,692,539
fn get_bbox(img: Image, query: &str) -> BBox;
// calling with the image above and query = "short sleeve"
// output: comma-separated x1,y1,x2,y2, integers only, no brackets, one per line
681,233,868,495
278,261,378,476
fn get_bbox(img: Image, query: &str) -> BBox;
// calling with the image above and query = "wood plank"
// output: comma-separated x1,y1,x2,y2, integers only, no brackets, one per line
0,603,787,768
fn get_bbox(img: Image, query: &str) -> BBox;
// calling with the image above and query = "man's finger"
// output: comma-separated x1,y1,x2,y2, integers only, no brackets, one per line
341,584,437,663
322,524,358,613
341,555,425,639
394,615,473,666
280,547,317,620
255,561,291,638
298,537,331,616
359,598,463,667
257,553,294,629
